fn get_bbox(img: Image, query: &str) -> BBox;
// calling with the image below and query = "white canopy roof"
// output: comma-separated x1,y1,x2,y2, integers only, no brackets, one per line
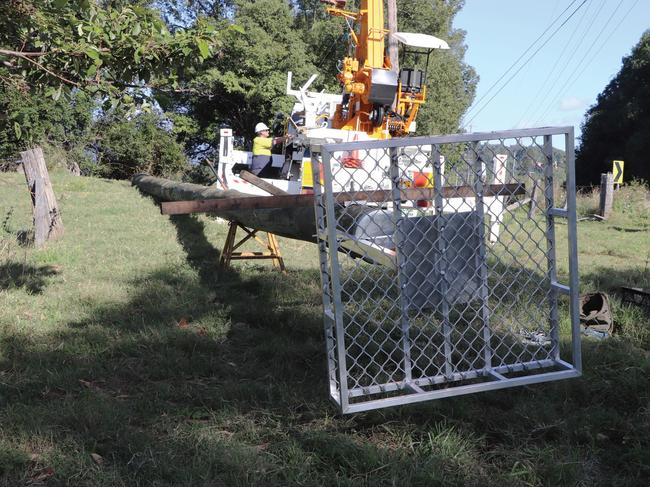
393,32,450,50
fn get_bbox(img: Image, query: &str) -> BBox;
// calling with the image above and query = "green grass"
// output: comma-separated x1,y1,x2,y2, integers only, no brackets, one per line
0,171,649,486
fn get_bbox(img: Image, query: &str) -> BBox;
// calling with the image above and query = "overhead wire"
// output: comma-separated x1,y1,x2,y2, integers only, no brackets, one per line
568,0,641,91
463,0,589,128
462,0,581,121
532,0,632,125
547,0,562,22
515,0,601,128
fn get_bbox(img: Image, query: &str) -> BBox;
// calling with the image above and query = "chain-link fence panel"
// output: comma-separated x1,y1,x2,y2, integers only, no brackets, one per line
311,127,581,414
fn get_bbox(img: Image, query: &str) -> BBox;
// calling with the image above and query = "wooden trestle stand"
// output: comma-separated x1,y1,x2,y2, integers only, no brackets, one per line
219,221,286,273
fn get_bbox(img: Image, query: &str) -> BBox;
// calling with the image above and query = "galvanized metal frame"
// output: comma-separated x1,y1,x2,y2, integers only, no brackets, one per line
313,127,581,414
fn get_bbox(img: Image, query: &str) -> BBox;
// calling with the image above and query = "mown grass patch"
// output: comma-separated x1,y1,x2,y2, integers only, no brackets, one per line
0,171,648,486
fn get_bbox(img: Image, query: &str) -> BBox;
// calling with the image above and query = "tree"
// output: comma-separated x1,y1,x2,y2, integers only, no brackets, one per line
0,0,230,169
396,0,478,135
162,0,320,158
0,87,94,160
0,1,227,112
95,112,188,179
576,30,650,185
168,0,477,158
1,0,479,175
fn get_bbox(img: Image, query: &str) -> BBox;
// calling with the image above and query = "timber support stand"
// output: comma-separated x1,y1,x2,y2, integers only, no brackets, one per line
220,221,286,273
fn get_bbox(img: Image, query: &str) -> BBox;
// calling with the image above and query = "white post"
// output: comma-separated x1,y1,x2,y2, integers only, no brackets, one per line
489,154,508,243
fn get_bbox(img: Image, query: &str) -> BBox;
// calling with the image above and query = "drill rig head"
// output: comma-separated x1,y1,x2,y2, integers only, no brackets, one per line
322,1,449,139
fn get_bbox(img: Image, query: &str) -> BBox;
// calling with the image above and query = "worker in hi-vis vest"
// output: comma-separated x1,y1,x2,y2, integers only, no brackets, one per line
251,122,289,178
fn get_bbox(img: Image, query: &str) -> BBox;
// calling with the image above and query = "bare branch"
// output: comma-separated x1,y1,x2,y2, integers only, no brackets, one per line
12,52,80,87
0,48,50,58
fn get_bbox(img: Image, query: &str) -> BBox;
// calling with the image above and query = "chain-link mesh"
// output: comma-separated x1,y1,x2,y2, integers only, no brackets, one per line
312,128,581,414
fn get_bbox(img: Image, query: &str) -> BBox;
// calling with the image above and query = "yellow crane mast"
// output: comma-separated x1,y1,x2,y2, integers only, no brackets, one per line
322,0,429,139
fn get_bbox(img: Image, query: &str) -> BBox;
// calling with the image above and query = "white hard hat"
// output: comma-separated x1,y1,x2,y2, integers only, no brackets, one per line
255,122,269,133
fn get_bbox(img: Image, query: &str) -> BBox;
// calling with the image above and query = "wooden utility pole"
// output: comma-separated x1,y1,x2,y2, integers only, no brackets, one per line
599,172,614,219
387,0,399,111
387,0,399,74
20,147,64,247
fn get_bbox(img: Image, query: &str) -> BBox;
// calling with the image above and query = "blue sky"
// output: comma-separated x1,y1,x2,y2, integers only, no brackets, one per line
454,0,648,141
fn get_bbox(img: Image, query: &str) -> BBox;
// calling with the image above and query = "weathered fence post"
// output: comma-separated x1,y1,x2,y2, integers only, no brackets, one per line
599,172,614,219
20,147,64,247
528,180,540,218
68,159,81,176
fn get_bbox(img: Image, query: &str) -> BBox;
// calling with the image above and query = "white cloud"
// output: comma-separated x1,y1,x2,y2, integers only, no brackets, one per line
559,96,588,111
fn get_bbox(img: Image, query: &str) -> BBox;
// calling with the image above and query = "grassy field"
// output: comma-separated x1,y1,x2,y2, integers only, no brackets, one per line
0,170,648,486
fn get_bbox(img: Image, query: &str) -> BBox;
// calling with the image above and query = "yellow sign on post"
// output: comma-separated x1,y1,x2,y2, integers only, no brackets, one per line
612,160,624,184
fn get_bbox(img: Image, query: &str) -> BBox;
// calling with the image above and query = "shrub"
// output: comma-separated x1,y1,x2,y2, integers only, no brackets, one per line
95,113,189,180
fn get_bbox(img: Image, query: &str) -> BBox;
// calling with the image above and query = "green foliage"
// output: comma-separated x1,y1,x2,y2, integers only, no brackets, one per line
0,86,94,160
611,179,650,222
397,0,478,135
1,0,479,175
294,0,348,91
174,0,319,150
0,0,227,103
94,112,188,179
576,30,650,185
0,0,232,150
166,0,477,157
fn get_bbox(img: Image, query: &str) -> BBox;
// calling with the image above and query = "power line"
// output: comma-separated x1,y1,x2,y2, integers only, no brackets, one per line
533,0,630,125
533,0,625,124
463,0,589,128
463,0,581,121
570,0,641,88
515,0,602,128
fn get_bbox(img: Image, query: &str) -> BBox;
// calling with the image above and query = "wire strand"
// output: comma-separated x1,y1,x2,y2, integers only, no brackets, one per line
463,0,581,120
463,0,589,128
515,0,602,127
532,0,629,125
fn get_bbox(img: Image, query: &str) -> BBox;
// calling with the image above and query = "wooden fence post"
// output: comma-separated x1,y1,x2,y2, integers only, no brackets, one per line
20,147,64,247
599,172,614,220
528,180,540,218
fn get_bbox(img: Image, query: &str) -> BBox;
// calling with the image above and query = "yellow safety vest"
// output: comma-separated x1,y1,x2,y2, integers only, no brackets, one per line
253,136,273,156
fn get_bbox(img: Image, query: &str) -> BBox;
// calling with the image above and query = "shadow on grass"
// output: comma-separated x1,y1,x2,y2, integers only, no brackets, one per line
169,214,225,288
0,261,338,484
581,265,650,291
0,216,648,484
0,261,59,293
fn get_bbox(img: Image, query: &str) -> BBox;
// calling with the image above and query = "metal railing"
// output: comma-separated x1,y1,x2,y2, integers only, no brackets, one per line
311,127,580,414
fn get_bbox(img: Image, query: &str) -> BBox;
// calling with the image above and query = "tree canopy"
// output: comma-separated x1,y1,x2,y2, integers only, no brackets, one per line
167,0,478,158
1,0,478,178
576,30,650,185
0,1,226,97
